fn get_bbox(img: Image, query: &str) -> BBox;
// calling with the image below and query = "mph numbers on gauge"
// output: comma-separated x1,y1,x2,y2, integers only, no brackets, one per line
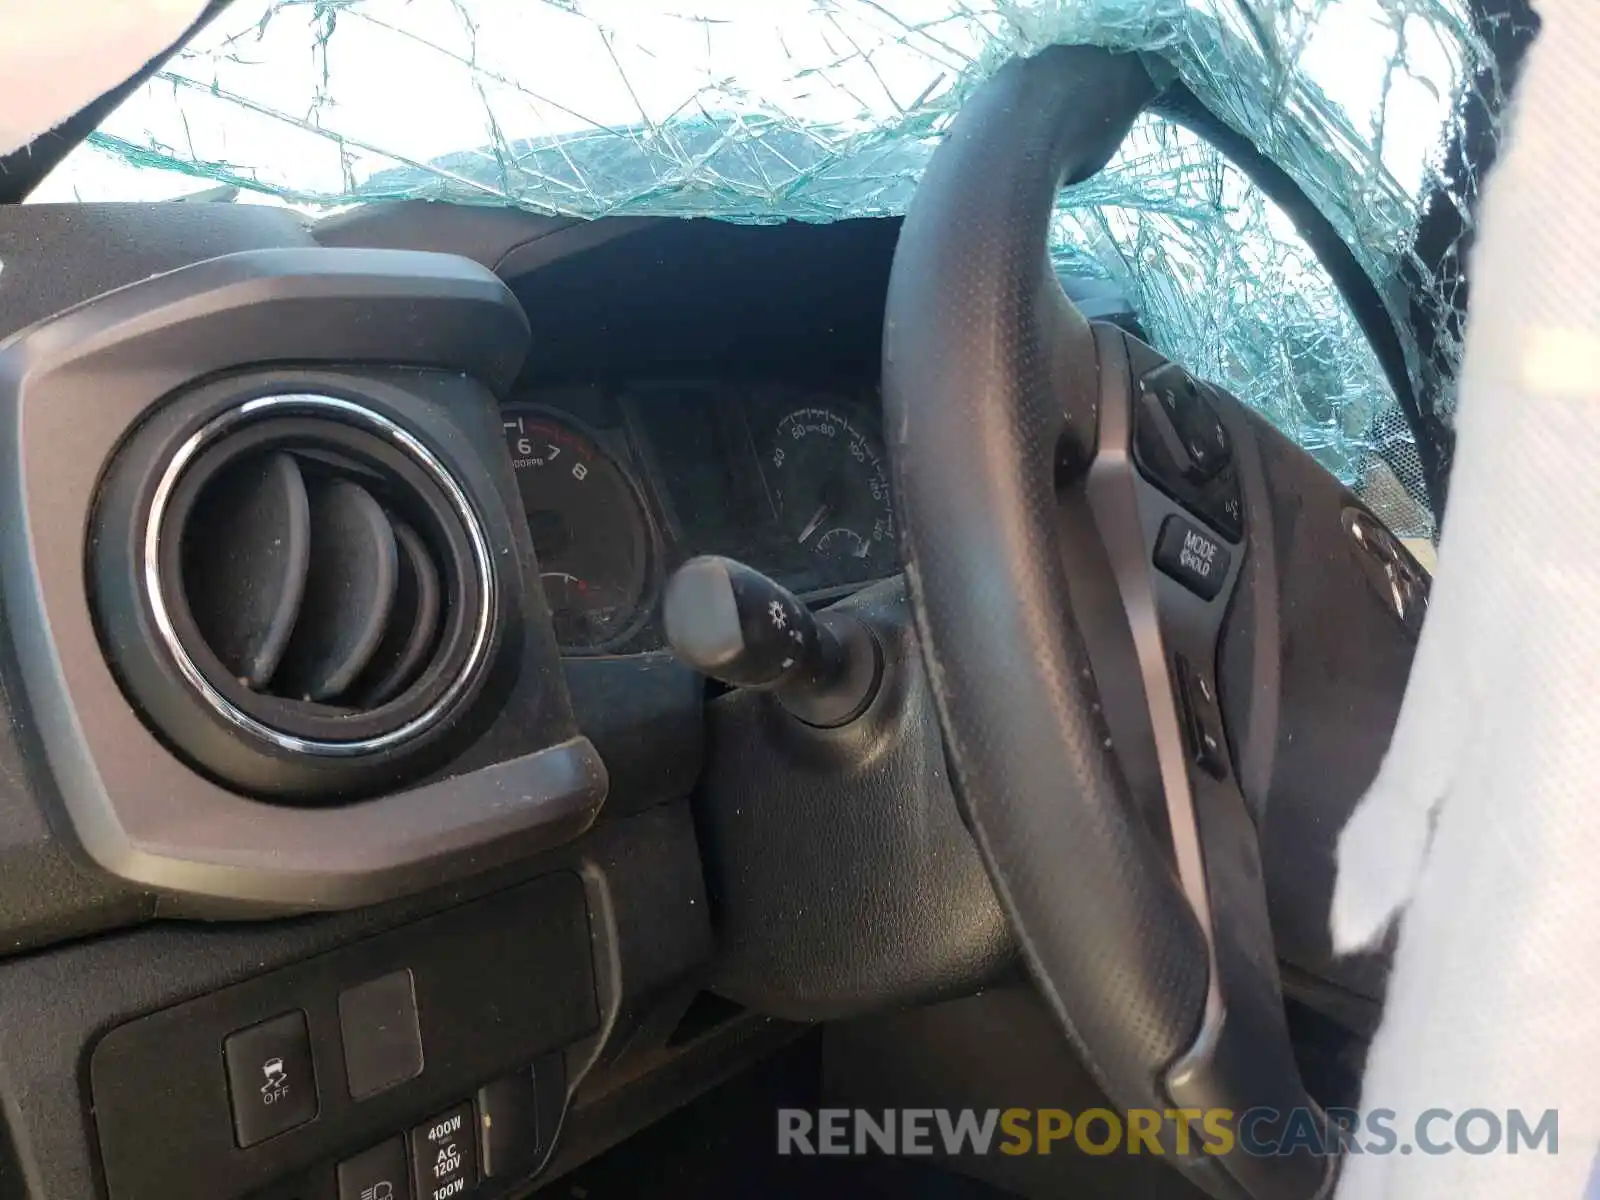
503,409,653,653
764,405,894,587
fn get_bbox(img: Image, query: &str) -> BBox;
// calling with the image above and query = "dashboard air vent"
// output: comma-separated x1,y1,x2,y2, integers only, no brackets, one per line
92,391,503,799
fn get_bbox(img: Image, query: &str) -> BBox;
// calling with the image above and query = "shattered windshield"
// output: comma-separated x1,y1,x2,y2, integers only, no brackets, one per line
32,0,1521,540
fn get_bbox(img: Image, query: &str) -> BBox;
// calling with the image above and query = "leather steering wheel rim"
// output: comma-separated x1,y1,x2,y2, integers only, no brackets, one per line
883,44,1332,1200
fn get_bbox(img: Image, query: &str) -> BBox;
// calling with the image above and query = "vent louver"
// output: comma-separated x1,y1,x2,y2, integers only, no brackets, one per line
183,450,445,709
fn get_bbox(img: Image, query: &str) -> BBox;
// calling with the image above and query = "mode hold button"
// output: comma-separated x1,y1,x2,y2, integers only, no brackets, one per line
1153,515,1231,600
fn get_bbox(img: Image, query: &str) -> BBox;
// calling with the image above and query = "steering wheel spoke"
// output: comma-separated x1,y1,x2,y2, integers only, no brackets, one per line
885,43,1337,1200
1082,324,1332,1199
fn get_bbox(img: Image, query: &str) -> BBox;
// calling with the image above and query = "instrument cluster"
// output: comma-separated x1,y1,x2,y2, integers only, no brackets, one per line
501,382,895,654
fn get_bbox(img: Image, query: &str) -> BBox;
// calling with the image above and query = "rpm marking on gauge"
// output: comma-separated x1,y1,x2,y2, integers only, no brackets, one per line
502,410,651,653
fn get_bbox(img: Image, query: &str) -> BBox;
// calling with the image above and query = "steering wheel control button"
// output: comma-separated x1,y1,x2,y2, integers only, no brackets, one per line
1175,657,1229,779
1175,388,1232,480
339,969,424,1101
222,1011,319,1147
1153,516,1231,600
411,1103,478,1199
1130,376,1244,543
1200,482,1245,544
1139,365,1231,483
338,1137,412,1200
1343,506,1430,636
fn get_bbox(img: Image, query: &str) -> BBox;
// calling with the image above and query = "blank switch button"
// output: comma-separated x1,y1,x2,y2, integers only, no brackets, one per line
339,969,424,1101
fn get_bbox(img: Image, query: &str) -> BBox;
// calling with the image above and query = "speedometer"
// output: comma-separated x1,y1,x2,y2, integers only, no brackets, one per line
502,408,653,653
762,404,895,587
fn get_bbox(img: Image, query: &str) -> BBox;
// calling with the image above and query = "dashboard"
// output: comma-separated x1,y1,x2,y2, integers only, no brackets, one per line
0,194,1406,1200
503,384,896,654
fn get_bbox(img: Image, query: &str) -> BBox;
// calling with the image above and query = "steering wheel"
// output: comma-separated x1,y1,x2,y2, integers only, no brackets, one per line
884,46,1337,1200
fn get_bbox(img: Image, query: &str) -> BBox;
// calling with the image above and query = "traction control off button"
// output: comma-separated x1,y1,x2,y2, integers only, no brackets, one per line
1153,515,1231,600
411,1103,478,1200
222,1010,318,1147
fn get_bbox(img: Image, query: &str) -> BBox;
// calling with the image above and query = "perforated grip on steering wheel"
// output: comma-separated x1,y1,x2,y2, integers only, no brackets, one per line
882,45,1213,1105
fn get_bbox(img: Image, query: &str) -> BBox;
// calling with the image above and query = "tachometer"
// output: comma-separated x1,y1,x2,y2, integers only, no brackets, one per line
762,404,895,587
503,408,653,653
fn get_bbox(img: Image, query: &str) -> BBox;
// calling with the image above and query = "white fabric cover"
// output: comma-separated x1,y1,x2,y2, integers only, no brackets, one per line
1333,0,1600,1194
0,0,206,157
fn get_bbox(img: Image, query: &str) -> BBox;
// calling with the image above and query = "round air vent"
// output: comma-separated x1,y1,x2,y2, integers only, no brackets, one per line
92,392,503,799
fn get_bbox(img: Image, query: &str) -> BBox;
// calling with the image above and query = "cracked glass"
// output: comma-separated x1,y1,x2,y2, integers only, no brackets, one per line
31,0,1522,540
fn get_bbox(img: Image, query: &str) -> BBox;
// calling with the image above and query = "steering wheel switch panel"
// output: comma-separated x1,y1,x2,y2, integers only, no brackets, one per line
1129,341,1246,543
